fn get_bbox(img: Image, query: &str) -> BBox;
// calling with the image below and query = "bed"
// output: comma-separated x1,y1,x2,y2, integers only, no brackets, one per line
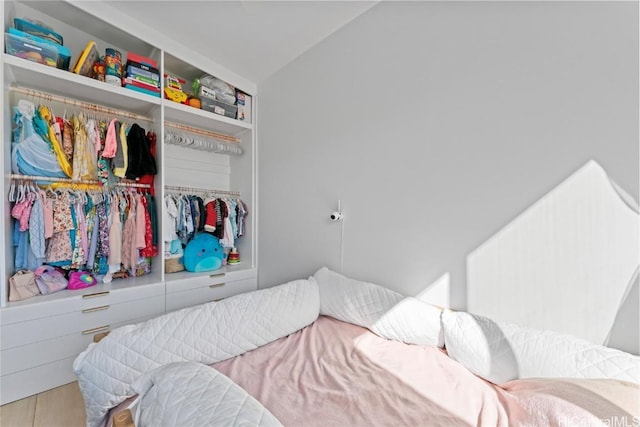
74,267,640,427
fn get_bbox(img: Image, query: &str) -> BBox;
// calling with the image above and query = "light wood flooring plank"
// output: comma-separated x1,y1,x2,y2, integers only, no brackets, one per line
0,394,37,427
33,382,86,427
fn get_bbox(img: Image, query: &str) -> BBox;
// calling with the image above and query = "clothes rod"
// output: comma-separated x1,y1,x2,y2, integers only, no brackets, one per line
164,184,240,197
10,174,152,189
9,86,154,123
164,121,240,143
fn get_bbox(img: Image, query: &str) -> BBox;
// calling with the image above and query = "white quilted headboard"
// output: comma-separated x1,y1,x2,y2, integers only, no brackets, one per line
467,161,639,354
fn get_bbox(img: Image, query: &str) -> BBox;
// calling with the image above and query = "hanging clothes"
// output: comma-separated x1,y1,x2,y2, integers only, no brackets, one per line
112,122,129,178
125,123,157,179
121,196,138,270
72,114,98,181
62,117,74,162
12,101,67,178
163,192,247,254
38,105,73,178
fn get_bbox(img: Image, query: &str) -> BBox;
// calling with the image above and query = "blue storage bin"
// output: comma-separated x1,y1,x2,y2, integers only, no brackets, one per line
6,29,71,70
14,18,63,45
5,32,60,68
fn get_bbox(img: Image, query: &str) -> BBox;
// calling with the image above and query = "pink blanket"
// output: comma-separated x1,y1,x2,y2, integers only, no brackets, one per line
213,316,639,427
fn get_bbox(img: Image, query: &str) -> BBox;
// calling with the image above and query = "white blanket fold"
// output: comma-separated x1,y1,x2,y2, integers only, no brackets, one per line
132,362,282,427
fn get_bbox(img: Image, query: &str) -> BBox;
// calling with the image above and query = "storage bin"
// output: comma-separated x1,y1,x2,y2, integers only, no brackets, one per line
201,97,238,119
198,85,236,105
165,256,185,273
7,28,71,70
14,18,64,45
5,32,60,69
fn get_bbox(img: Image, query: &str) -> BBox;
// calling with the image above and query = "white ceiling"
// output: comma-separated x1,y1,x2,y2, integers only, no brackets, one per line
108,1,377,85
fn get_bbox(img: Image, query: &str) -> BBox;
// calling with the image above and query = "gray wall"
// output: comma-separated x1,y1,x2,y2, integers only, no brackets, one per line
257,1,639,309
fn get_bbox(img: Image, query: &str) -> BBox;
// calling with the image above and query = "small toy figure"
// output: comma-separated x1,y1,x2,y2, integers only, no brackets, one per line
164,74,189,104
93,58,106,82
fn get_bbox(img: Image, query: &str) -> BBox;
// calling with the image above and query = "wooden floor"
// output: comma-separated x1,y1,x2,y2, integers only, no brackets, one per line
0,382,86,427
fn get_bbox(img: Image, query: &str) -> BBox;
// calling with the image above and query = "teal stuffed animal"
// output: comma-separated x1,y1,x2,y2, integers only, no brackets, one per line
183,233,226,272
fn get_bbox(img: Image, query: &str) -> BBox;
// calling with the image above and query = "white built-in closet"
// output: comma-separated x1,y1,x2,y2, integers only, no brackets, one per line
0,0,257,404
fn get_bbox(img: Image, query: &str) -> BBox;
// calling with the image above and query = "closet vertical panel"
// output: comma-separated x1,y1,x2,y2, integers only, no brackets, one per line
1,0,8,307
159,50,166,285
151,103,164,284
230,128,255,269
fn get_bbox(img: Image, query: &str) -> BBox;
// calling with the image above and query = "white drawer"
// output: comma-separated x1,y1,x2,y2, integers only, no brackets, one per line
167,271,228,293
0,356,77,405
165,267,257,294
1,295,165,350
1,280,165,325
166,278,257,313
1,312,161,376
1,332,93,376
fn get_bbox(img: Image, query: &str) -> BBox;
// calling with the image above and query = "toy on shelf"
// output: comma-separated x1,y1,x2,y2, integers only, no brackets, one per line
104,48,122,87
92,58,106,82
73,41,100,77
164,74,188,104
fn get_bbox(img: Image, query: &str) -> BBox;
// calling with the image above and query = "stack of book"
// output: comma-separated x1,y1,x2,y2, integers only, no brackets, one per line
123,52,160,98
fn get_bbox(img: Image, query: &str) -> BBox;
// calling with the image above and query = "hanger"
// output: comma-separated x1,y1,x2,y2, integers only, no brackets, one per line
45,184,58,200
8,180,17,202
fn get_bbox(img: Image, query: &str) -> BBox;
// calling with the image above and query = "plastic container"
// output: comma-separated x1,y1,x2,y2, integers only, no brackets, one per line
198,85,236,105
14,18,63,45
5,32,60,68
8,28,71,70
201,97,238,119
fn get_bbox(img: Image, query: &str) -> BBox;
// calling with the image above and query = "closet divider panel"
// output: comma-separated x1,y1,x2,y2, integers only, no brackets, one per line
1,2,9,306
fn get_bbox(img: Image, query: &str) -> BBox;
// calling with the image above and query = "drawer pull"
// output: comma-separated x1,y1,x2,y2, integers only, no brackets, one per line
82,325,110,335
210,273,225,279
82,291,110,299
82,305,110,313
210,282,226,289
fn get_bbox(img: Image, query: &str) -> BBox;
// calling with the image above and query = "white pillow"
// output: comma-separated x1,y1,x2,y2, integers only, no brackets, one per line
370,297,444,347
314,267,443,347
441,309,640,384
441,309,519,384
314,266,404,326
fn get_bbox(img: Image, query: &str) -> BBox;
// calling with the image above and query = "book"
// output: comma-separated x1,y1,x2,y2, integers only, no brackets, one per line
126,65,160,82
125,84,161,98
124,78,161,92
126,74,160,88
72,41,99,77
126,59,159,75
126,51,157,69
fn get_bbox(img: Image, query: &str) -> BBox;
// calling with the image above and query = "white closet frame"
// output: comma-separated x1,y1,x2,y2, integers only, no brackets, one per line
0,0,258,404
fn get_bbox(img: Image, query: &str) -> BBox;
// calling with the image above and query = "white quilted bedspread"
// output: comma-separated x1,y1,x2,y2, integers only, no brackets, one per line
74,268,640,427
132,362,282,427
441,309,640,384
73,278,319,427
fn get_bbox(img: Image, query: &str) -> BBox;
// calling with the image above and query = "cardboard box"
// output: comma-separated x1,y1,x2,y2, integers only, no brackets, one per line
236,91,252,123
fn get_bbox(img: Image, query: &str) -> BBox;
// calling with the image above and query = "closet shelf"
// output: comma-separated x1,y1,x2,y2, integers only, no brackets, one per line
4,54,160,116
164,99,252,136
3,270,164,309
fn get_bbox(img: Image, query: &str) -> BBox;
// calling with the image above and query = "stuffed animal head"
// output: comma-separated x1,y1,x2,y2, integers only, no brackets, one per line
183,233,225,272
